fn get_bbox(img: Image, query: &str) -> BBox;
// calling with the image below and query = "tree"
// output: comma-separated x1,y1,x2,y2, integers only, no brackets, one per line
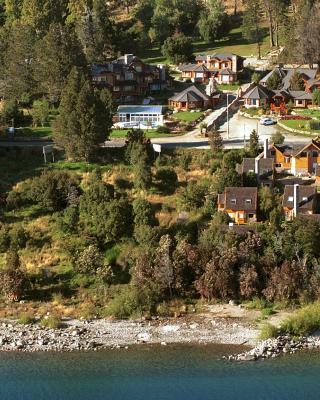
3,23,36,102
249,129,260,157
289,71,305,91
4,0,23,22
259,186,276,220
177,181,206,211
54,67,112,161
29,170,81,211
313,89,320,106
34,23,86,102
161,33,193,65
153,234,175,297
197,0,230,43
155,167,178,194
266,72,282,90
242,0,264,59
133,197,156,226
68,0,115,62
271,131,285,144
21,0,68,32
1,248,26,302
208,129,223,154
211,167,241,196
31,99,50,127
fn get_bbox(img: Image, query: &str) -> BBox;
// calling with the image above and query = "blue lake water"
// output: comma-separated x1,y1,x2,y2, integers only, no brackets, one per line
0,345,319,400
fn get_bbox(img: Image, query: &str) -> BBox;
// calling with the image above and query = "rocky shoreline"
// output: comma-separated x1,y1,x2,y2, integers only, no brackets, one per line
227,335,320,361
0,315,257,352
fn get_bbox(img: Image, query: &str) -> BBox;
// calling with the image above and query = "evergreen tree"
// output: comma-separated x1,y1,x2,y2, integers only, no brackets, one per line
289,71,305,91
3,23,36,102
266,72,282,90
34,23,86,102
20,0,68,33
54,67,112,161
242,0,264,59
1,248,26,302
249,129,260,157
208,129,223,154
197,0,230,43
313,89,320,106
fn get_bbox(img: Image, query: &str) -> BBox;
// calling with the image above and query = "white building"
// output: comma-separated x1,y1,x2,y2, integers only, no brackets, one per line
115,105,164,129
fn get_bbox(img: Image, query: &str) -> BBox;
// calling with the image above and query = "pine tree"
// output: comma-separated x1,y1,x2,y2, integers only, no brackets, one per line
289,71,305,91
54,67,112,161
266,72,282,90
1,248,26,302
249,129,260,157
3,23,36,102
34,23,86,102
242,0,263,59
208,129,223,154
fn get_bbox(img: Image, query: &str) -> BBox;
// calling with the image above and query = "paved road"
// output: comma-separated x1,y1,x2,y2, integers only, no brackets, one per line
0,112,310,151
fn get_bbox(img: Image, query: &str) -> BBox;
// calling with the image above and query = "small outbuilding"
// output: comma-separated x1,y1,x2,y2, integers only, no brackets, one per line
115,105,164,128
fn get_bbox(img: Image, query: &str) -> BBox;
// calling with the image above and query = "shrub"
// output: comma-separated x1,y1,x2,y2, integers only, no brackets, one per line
259,323,278,340
18,312,35,325
155,167,178,194
156,125,171,134
9,225,29,248
308,120,320,131
40,314,62,329
0,224,10,252
177,181,206,211
106,285,159,319
280,301,320,336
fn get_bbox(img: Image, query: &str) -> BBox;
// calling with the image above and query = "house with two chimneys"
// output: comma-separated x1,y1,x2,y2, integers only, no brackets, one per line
242,66,320,109
179,53,244,85
91,54,172,103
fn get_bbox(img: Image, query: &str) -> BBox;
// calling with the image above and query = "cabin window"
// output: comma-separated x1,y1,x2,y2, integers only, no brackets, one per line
231,199,237,205
302,197,308,201
275,163,282,168
288,196,294,202
313,151,318,157
285,157,290,163
248,214,254,219
245,199,252,204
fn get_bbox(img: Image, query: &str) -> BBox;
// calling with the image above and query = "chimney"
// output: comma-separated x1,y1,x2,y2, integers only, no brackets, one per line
124,54,134,65
293,184,299,218
264,138,269,159
232,54,237,73
206,55,211,66
255,158,259,175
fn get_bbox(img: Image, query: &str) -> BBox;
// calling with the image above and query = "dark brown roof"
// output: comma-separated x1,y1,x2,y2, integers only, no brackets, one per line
169,85,209,102
237,158,273,176
293,139,320,157
242,84,273,100
282,185,317,211
219,187,258,212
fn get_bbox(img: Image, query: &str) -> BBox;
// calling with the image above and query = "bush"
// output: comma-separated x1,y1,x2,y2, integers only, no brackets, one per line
156,125,171,134
177,181,206,211
155,167,178,194
40,314,62,329
308,120,320,131
259,323,278,340
106,285,159,319
9,225,29,248
18,312,35,325
280,301,320,336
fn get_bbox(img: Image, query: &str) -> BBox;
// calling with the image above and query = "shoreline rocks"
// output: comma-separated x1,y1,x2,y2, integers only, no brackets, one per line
227,335,320,362
0,316,257,352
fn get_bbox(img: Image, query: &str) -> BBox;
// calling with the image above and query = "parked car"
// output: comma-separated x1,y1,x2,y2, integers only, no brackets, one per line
260,117,277,126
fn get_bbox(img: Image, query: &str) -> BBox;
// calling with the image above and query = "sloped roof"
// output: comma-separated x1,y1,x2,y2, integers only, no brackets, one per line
195,53,239,62
260,67,318,90
219,68,236,75
169,85,209,102
288,90,313,100
283,185,316,211
238,158,274,175
242,84,274,100
293,139,320,157
179,63,209,72
219,187,258,212
260,67,287,85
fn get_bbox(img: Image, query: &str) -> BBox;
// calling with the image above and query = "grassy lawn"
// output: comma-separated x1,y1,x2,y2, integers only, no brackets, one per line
172,111,203,122
138,25,270,65
217,83,240,92
31,126,53,138
294,109,320,119
47,160,114,173
111,129,180,138
280,119,320,134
